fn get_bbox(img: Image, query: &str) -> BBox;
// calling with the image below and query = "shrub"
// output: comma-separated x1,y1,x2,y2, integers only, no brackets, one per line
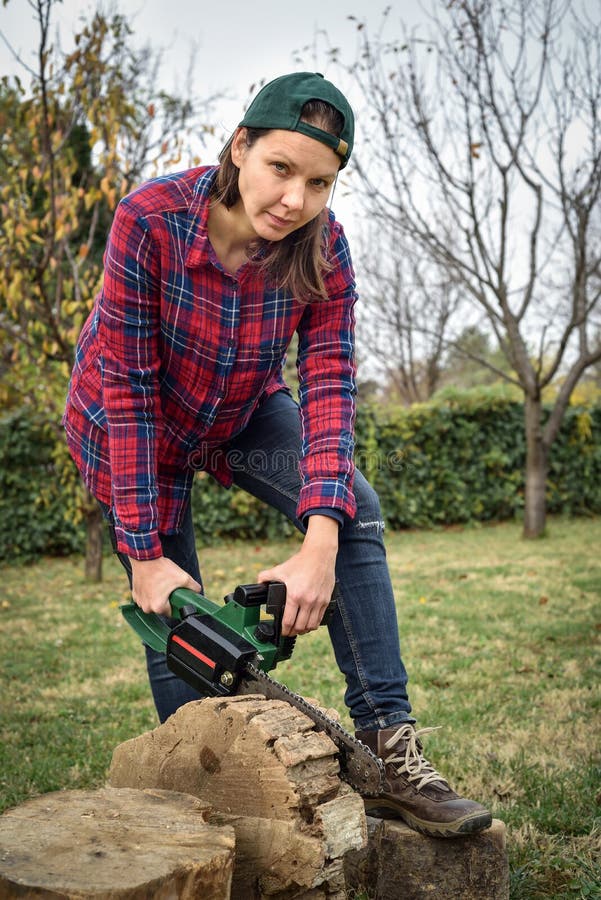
355,391,601,528
0,408,82,561
1,393,599,561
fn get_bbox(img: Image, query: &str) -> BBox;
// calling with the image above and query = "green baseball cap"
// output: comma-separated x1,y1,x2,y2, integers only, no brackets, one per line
239,72,354,168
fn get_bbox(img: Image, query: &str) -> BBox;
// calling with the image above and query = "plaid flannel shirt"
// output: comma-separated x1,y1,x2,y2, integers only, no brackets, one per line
63,166,358,559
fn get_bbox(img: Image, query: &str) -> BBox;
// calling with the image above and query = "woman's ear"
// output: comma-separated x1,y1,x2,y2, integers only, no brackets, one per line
231,128,248,167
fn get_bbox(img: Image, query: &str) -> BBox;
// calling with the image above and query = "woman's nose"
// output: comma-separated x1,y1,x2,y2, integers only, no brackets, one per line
281,181,305,211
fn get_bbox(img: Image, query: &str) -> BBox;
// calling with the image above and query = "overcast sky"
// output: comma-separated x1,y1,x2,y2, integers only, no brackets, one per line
2,2,598,299
0,0,425,130
2,0,429,235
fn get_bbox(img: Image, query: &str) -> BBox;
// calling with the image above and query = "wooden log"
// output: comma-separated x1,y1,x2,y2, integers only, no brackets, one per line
108,696,366,899
0,786,235,899
344,815,510,900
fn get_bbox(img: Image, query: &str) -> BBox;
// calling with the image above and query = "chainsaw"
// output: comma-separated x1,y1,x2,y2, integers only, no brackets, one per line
121,581,384,795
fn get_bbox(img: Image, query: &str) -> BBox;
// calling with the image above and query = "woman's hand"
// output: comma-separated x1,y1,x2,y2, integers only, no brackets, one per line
129,556,202,616
257,515,339,636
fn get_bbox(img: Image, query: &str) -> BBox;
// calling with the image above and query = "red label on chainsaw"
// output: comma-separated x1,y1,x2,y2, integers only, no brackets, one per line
171,633,216,670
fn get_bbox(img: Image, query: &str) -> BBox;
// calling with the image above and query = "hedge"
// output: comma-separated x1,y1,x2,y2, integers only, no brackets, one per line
0,408,81,562
1,391,599,562
355,390,601,529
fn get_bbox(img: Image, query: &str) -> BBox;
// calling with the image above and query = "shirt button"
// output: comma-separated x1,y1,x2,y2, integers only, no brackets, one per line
227,338,235,347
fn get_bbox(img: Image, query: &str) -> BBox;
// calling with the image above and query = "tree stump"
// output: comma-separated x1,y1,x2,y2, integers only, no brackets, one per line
108,696,366,899
0,786,235,899
344,815,510,900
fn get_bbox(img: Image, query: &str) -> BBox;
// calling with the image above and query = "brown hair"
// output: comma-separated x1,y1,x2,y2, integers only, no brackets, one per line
213,100,344,301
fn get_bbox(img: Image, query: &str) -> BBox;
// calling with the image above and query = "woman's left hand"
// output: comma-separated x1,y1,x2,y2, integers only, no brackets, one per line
257,515,339,636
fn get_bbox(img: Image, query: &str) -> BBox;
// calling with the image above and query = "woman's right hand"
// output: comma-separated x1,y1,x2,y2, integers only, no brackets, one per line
129,556,202,616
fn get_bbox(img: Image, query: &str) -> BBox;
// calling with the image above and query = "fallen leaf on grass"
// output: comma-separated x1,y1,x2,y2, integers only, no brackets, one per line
539,596,549,605
493,779,515,800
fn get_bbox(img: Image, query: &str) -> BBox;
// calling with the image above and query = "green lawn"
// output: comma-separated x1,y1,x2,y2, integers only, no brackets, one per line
1,516,599,898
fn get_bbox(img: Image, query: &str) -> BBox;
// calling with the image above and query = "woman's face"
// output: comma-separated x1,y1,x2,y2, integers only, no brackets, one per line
231,128,340,241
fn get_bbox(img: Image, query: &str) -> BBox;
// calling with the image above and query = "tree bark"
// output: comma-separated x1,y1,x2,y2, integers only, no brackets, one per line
345,816,509,900
523,396,548,538
84,490,103,582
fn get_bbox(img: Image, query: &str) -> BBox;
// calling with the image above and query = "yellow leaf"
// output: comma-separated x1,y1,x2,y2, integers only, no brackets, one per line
576,411,592,441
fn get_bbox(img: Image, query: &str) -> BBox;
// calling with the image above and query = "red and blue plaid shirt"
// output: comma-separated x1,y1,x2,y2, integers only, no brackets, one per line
63,166,358,559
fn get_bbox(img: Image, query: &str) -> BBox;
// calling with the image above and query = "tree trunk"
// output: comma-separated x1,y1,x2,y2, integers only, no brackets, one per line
84,491,103,582
522,396,548,538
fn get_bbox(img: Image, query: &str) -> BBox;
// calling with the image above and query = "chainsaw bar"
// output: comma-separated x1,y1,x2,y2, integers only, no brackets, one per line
238,663,385,796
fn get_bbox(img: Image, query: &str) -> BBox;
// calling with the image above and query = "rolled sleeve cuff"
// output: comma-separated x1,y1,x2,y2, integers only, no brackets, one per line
114,521,163,559
297,480,356,525
304,507,345,527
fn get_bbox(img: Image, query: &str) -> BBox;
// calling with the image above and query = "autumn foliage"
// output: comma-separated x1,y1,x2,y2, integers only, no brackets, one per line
0,1,214,577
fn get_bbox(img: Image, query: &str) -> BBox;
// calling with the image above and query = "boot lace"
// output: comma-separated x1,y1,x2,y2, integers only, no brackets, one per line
383,724,449,792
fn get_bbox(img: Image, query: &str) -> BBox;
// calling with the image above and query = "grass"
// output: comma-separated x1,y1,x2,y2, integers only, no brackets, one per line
1,516,600,898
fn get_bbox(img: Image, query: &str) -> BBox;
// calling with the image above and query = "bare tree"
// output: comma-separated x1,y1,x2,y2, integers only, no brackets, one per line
440,323,513,390
356,233,462,403
343,0,601,536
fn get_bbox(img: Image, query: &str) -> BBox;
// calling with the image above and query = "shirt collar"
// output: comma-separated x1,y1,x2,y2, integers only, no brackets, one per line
185,166,219,268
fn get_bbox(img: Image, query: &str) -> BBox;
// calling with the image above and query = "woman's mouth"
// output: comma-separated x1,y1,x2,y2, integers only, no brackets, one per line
267,212,294,228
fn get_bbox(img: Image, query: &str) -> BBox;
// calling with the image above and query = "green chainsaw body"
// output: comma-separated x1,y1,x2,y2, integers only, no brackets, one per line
122,584,281,670
120,581,337,696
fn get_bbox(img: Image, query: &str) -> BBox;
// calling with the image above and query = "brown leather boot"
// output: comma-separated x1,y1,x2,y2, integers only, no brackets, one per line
356,723,492,838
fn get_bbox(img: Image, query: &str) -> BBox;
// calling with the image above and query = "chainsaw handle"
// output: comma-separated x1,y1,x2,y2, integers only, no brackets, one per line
236,581,338,649
120,587,218,654
232,582,279,607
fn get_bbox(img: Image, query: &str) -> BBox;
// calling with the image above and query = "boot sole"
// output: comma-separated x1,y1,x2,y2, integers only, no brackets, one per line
364,800,493,838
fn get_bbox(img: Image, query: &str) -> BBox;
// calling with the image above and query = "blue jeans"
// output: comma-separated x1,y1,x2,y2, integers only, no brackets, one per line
106,390,413,730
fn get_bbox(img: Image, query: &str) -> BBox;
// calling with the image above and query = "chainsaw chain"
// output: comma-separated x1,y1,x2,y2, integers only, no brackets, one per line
238,663,385,796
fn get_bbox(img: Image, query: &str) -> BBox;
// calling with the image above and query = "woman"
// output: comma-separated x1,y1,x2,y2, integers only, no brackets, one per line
64,72,491,837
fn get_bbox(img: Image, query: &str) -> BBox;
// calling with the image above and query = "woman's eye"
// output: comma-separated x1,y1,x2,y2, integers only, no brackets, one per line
311,178,328,189
273,162,287,173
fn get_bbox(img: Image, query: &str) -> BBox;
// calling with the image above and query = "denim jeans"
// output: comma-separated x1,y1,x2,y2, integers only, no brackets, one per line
104,389,413,730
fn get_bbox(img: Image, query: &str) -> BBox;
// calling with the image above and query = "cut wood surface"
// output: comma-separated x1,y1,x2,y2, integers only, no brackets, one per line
109,695,366,899
0,786,235,899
